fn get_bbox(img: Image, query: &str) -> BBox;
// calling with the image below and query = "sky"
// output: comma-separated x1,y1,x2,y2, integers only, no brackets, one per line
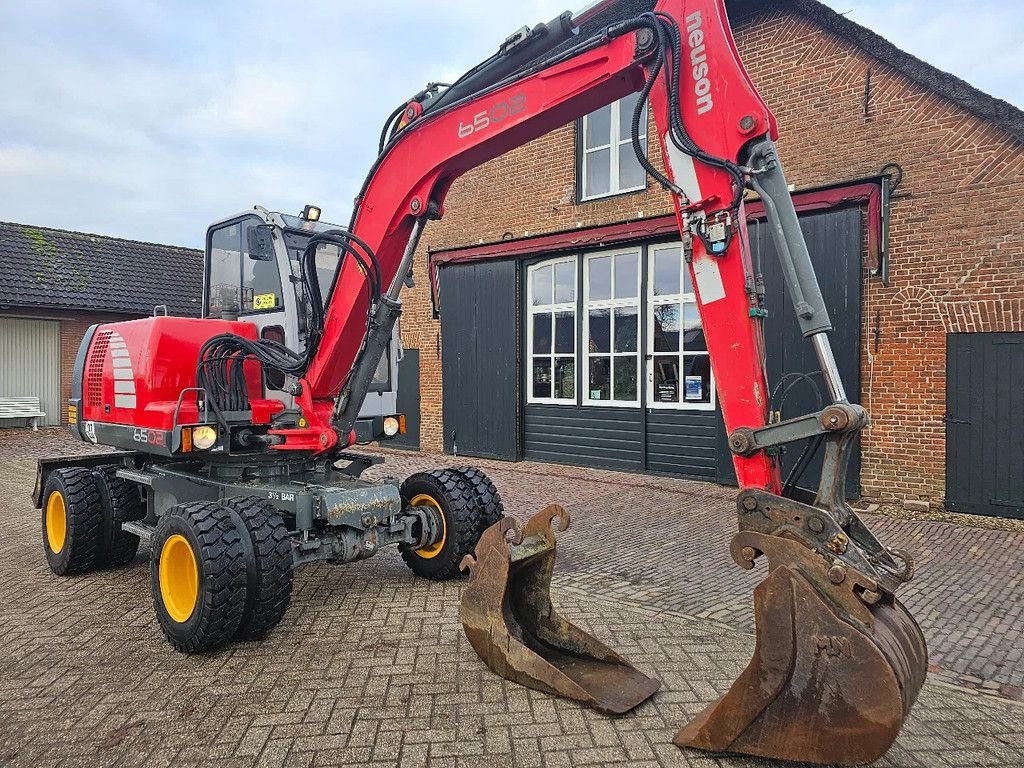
1,0,1021,249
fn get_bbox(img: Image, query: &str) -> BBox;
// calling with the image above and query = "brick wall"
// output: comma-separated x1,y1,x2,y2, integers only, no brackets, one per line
399,5,1024,504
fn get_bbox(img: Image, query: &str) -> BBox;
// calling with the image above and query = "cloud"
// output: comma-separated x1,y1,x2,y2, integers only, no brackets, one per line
818,0,1024,108
1,0,1019,248
0,0,567,245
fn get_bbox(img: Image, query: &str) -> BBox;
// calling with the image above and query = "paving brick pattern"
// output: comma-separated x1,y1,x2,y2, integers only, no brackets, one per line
366,449,1024,695
1,430,1023,767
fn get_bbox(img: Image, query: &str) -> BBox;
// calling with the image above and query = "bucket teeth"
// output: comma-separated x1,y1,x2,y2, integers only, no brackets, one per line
459,504,660,715
675,533,928,766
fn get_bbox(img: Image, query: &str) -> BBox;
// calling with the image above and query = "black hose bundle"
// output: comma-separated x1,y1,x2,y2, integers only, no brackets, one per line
196,228,382,427
619,13,747,254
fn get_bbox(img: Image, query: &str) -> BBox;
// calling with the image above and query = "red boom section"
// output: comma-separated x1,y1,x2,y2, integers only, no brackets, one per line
646,0,780,491
303,34,647,402
305,0,781,490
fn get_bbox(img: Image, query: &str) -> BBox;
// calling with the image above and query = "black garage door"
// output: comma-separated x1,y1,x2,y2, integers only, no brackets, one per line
946,333,1024,518
439,260,519,460
439,206,863,486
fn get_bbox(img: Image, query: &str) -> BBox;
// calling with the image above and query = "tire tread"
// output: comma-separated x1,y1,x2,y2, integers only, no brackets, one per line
221,496,293,641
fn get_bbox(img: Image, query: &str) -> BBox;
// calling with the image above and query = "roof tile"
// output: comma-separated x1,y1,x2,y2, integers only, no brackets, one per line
0,222,203,317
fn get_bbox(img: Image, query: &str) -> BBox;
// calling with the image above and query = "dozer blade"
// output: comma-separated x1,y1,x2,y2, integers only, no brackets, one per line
459,505,660,715
676,530,928,766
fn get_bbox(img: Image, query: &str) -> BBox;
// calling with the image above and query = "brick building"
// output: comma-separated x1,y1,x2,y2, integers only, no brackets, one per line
393,0,1024,515
0,222,202,427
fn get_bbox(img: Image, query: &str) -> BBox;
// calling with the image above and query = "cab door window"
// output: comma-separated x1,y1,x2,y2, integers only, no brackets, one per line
241,220,283,312
207,224,242,316
206,219,283,316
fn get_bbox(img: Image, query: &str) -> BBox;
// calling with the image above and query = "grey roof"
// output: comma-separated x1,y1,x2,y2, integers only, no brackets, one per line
577,0,1024,143
0,221,203,317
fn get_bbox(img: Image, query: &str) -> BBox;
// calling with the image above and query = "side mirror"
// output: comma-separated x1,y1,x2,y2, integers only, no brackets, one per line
247,225,276,261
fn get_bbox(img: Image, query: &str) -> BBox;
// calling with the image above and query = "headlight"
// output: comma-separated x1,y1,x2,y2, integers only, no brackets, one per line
192,425,218,450
383,416,400,437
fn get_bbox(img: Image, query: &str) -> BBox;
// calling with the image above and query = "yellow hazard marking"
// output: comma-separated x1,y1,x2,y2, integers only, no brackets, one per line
253,293,277,310
67,405,78,424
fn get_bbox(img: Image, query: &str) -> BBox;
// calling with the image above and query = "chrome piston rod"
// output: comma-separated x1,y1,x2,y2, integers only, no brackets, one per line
811,332,848,404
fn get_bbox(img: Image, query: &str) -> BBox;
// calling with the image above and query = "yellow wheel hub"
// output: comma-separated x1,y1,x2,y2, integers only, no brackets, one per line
159,534,199,623
45,491,67,554
411,493,447,559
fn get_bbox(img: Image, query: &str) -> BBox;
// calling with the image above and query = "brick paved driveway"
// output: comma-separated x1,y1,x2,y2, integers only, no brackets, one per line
1,430,1023,768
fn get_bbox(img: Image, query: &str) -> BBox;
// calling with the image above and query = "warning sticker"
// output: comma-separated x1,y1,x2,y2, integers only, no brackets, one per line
253,293,277,310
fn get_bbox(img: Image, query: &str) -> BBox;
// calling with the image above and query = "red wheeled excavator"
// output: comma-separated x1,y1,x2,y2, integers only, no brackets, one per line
34,0,927,763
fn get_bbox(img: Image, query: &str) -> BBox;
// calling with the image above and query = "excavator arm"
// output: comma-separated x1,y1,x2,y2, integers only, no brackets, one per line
258,1,926,763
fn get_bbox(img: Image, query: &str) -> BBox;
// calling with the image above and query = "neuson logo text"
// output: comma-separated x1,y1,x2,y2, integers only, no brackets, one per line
686,11,714,115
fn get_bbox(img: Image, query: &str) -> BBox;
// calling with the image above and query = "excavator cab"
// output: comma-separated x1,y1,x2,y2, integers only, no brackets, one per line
202,208,403,442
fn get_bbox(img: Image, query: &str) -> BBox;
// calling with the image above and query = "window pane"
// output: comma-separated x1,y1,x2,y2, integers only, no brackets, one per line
588,256,611,300
588,356,610,401
208,224,241,316
371,346,390,388
614,252,638,298
554,261,575,304
618,92,646,139
618,147,646,191
532,358,552,399
314,243,341,302
585,147,611,198
554,357,575,400
653,303,680,352
588,308,610,353
614,307,637,353
531,265,552,306
554,311,574,354
654,355,679,403
682,303,706,351
242,220,283,313
613,356,637,401
533,312,552,354
585,104,611,147
683,354,712,403
653,246,681,296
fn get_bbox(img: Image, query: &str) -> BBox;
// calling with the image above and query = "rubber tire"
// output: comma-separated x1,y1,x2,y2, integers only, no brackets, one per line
451,466,504,529
150,501,247,653
42,467,104,576
221,496,293,641
400,469,481,581
92,466,145,568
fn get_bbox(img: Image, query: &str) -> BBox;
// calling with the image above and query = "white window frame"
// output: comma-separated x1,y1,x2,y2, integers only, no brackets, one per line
579,97,648,201
526,257,578,405
646,242,716,411
583,247,641,407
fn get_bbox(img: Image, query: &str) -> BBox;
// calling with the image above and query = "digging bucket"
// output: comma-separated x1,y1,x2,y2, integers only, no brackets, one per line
459,505,660,715
675,530,928,765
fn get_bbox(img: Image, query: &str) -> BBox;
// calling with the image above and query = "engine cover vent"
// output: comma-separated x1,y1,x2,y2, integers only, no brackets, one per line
86,329,112,406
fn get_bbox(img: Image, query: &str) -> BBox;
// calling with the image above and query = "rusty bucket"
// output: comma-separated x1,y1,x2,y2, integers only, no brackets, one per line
459,505,660,714
675,530,928,765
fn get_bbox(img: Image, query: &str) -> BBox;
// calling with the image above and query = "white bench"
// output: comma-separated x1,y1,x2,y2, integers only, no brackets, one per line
0,397,47,430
